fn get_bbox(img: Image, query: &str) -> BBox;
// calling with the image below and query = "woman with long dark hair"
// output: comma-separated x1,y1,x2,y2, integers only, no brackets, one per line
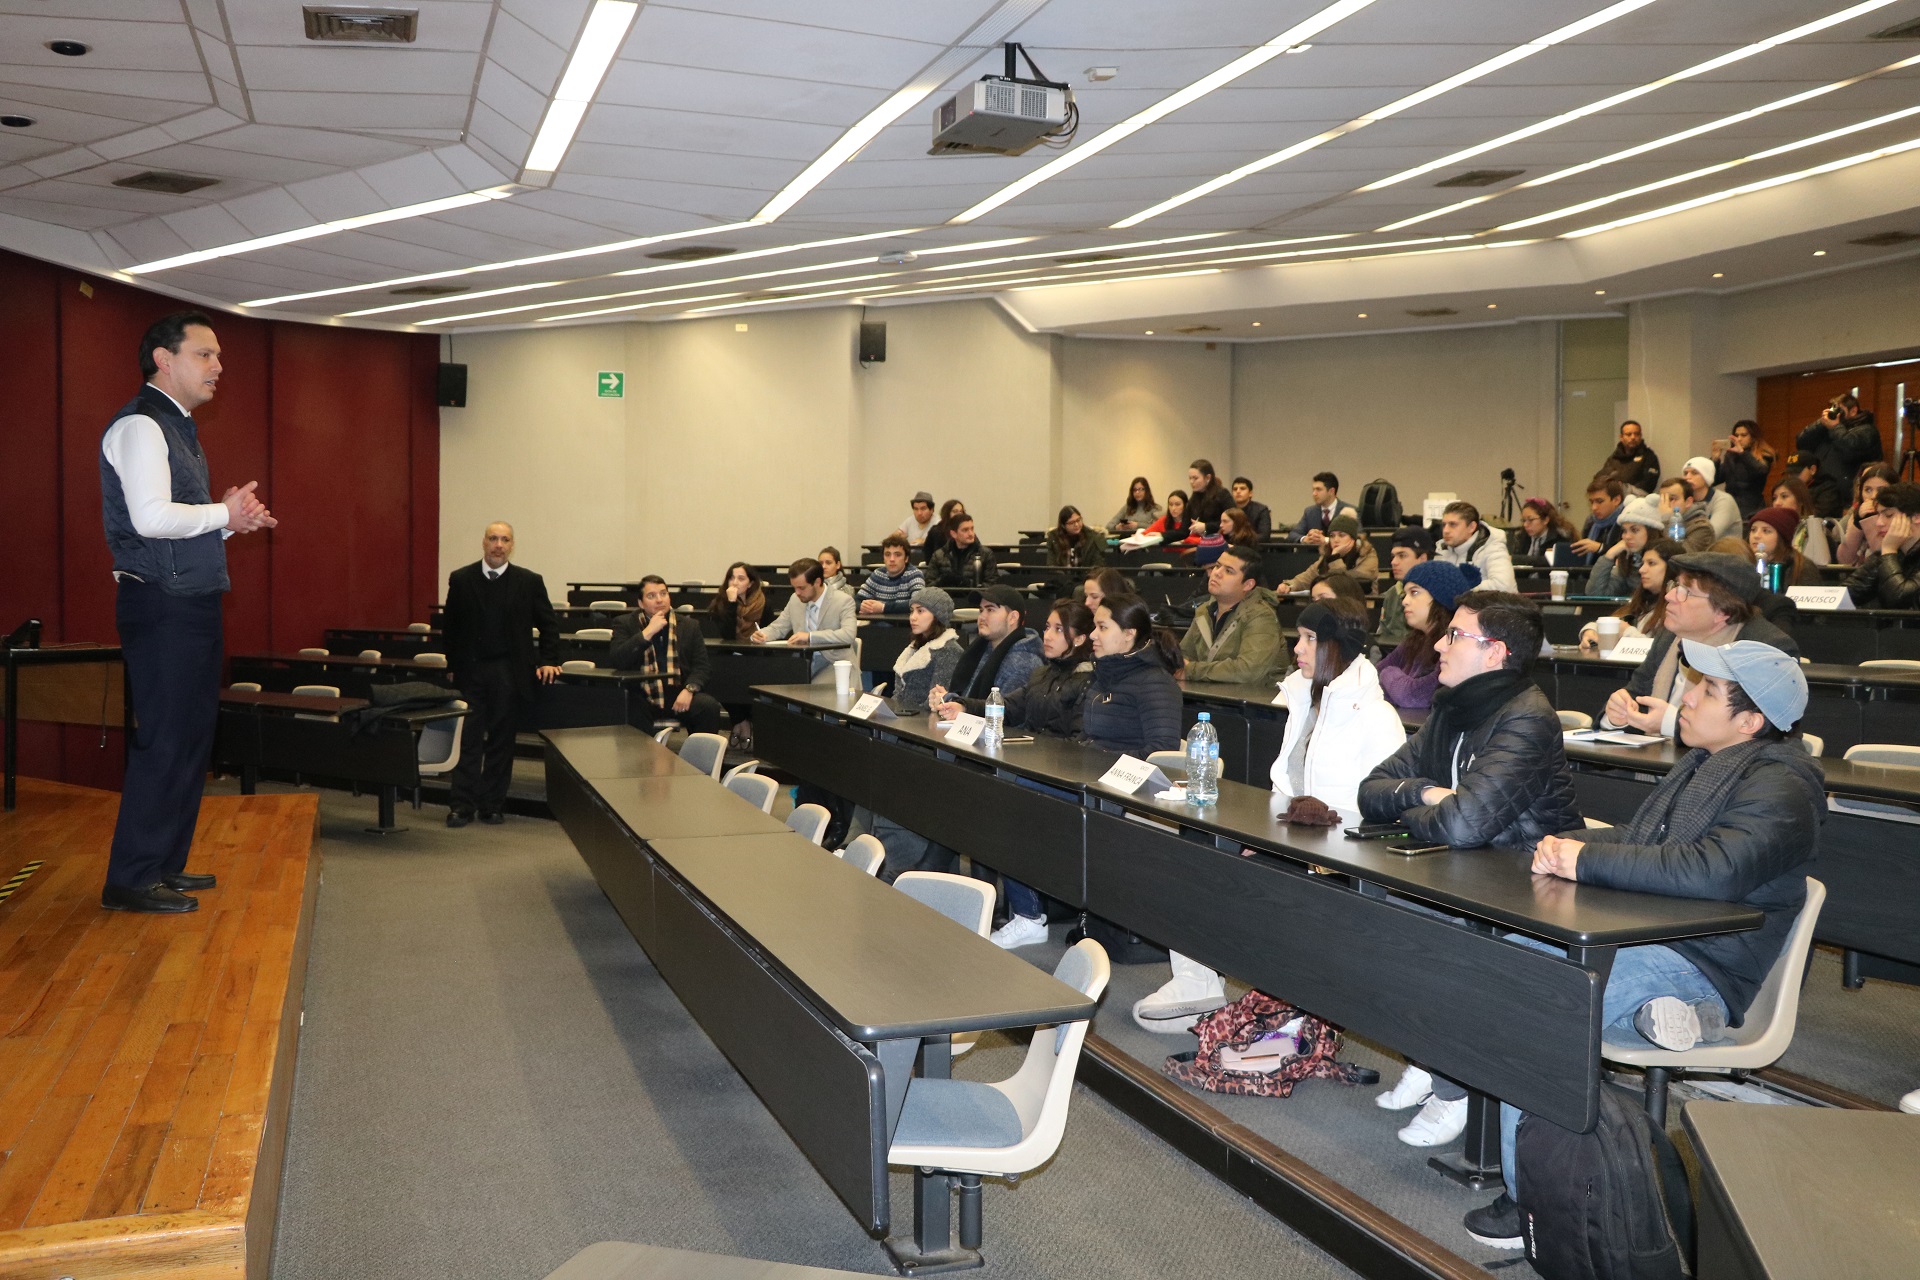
1770,476,1832,565
888,588,962,713
1836,463,1898,565
1377,560,1478,711
1080,567,1131,612
1748,509,1820,587
1078,593,1183,756
922,498,967,560
707,561,765,640
1192,506,1259,567
1141,489,1193,546
1109,476,1160,533
1579,537,1681,651
1509,498,1577,567
1046,504,1107,568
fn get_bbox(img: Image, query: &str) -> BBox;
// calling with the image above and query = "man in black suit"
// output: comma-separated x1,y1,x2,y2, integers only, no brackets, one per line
441,521,560,826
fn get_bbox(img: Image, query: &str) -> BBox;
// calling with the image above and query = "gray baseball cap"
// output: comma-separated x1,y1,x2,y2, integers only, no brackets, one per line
1680,638,1808,730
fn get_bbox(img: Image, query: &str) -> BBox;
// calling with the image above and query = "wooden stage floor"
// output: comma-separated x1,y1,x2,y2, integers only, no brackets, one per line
0,778,319,1279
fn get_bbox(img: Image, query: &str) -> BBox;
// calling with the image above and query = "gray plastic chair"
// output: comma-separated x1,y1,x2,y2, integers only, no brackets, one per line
894,871,994,936
677,732,728,779
414,651,448,667
726,772,778,813
837,833,885,876
785,803,831,845
560,659,597,673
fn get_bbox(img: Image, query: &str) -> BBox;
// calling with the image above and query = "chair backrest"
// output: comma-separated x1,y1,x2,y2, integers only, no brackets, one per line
893,872,994,936
1801,732,1824,757
678,731,727,778
588,599,627,610
560,659,598,673
229,681,262,693
838,833,885,876
414,651,448,667
653,726,675,745
675,603,694,613
1146,749,1186,777
1859,659,1920,669
720,759,759,783
1558,709,1593,730
575,627,614,641
951,607,980,623
999,940,1111,1154
726,772,778,813
1842,743,1920,769
416,700,468,770
785,803,831,845
407,621,431,632
298,647,329,657
291,684,339,698
358,649,382,660
1727,878,1826,1058
1141,562,1173,570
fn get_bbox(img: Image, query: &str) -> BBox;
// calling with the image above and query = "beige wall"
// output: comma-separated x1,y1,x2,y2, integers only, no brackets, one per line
1561,318,1629,502
1231,323,1561,523
1717,255,1920,376
1060,338,1232,528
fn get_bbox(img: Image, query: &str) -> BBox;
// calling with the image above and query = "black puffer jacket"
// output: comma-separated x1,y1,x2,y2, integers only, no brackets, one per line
1796,410,1880,516
926,541,999,588
1359,670,1577,848
1573,741,1822,1024
1842,542,1920,610
963,655,1095,737
1079,649,1184,757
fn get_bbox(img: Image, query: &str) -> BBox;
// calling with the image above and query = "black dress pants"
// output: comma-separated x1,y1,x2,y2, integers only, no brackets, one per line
642,691,723,736
108,582,223,890
451,659,519,815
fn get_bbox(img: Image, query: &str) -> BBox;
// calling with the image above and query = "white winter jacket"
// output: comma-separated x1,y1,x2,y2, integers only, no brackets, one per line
1268,658,1407,812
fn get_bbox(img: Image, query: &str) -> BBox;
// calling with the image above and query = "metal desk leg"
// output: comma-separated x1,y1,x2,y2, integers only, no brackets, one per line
240,765,259,795
1428,1093,1504,1189
365,784,404,835
883,1035,982,1275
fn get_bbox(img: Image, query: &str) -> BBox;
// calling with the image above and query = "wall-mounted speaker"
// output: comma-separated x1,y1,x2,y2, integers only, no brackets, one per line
858,321,886,364
437,362,467,407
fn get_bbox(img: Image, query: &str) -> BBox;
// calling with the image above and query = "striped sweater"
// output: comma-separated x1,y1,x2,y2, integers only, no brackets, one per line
856,565,925,614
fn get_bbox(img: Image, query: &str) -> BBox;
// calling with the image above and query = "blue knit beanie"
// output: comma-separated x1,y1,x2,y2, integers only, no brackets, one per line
1402,560,1481,610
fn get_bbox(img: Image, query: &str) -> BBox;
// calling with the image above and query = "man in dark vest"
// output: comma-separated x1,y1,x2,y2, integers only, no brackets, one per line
99,311,276,913
441,522,561,826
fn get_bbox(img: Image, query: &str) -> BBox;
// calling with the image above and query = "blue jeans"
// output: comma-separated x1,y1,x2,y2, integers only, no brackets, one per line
1005,878,1044,920
1498,939,1725,1200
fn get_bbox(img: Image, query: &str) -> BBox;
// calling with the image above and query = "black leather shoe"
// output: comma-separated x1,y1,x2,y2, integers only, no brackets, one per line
479,810,506,825
164,871,217,891
102,882,200,913
447,810,473,828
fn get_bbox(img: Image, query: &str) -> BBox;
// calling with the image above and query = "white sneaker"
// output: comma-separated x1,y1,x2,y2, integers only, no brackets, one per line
1397,1095,1469,1147
1376,1064,1434,1111
990,914,1048,949
1132,973,1229,1033
1900,1087,1920,1115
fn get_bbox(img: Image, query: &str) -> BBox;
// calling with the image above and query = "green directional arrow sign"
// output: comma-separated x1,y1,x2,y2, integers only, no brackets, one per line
597,371,624,398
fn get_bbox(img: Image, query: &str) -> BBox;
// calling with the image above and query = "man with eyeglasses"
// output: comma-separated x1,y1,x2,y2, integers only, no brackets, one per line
1358,591,1577,1149
1599,552,1800,740
1463,640,1822,1251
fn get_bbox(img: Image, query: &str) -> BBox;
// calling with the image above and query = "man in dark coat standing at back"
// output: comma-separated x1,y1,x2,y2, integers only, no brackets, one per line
441,521,560,826
1594,419,1661,496
99,311,277,913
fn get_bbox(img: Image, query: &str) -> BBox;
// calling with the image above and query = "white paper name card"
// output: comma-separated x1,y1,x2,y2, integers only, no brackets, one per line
848,693,897,721
1787,585,1854,612
1097,755,1174,795
944,714,988,747
1605,636,1654,664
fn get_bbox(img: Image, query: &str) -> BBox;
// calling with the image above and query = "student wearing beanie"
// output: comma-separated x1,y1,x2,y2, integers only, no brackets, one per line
888,587,962,714
1377,526,1435,649
1746,506,1819,588
1683,455,1742,540
1586,495,1670,596
1285,510,1379,593
1378,560,1479,711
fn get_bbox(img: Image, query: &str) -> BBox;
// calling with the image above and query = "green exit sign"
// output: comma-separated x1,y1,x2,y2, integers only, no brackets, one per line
597,371,624,398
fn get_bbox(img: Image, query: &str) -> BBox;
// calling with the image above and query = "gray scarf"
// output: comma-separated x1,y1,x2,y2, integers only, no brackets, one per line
1618,738,1771,846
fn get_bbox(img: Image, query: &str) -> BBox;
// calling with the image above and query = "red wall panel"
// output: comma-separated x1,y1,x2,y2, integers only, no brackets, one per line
2,246,437,788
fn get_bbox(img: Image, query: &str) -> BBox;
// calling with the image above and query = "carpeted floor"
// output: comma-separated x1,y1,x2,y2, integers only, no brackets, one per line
256,784,1361,1280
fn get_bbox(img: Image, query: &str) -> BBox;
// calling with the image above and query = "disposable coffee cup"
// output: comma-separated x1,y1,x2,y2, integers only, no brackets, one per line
832,660,853,696
1549,569,1569,600
1595,616,1622,652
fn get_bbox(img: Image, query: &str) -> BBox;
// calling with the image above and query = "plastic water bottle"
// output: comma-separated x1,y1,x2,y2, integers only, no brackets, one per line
982,687,1005,749
1186,713,1219,806
1668,509,1685,542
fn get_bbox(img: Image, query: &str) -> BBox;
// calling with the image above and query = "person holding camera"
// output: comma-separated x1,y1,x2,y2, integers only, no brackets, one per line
1796,393,1881,517
1712,419,1776,519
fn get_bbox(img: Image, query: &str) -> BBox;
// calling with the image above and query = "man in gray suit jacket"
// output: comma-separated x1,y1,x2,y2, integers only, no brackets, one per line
752,557,857,680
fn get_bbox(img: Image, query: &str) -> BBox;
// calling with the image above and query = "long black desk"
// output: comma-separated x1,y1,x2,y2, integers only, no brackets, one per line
558,638,850,706
1682,1101,1920,1280
542,726,1095,1266
751,683,1761,1167
231,651,640,731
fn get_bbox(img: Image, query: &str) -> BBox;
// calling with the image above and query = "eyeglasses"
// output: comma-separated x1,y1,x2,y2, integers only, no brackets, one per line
1667,584,1712,602
1445,626,1497,647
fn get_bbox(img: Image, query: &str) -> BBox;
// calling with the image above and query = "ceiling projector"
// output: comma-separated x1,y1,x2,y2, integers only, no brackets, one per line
930,77,1071,156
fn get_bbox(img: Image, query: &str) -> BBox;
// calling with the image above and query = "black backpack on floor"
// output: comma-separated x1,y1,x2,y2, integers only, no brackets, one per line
1515,1087,1694,1280
1358,478,1401,528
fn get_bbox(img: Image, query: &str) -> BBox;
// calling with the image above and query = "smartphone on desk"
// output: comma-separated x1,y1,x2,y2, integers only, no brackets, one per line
1001,735,1035,745
1385,840,1449,856
1343,822,1407,840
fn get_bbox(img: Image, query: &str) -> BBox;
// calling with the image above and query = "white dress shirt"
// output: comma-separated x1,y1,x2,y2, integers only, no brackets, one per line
100,386,231,542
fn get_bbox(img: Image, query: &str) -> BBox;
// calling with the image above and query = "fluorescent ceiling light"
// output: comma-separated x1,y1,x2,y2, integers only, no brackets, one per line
537,292,750,323
754,85,933,222
1356,0,1904,193
1110,0,1660,229
1496,102,1920,231
1014,268,1221,291
1374,52,1920,232
949,0,1381,225
241,220,763,308
524,0,639,173
1562,134,1920,237
129,188,516,275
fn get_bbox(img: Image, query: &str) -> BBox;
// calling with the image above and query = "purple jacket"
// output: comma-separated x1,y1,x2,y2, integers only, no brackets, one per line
1377,643,1439,711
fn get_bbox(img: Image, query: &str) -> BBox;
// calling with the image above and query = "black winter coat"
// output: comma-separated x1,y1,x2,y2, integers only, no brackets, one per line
964,655,1095,737
1796,410,1880,517
926,541,1000,588
1717,448,1772,519
1574,741,1822,1023
1359,671,1578,849
1079,649,1184,757
1842,542,1920,610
